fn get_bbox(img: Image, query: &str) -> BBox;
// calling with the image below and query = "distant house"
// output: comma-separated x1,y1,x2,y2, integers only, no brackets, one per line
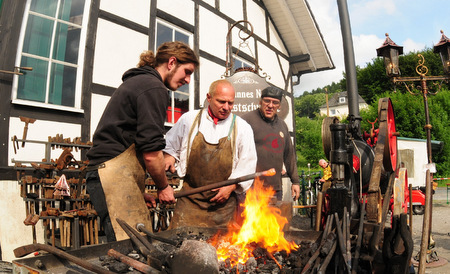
319,91,368,118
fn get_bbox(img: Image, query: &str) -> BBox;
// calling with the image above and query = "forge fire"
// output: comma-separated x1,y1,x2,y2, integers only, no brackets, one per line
208,178,300,270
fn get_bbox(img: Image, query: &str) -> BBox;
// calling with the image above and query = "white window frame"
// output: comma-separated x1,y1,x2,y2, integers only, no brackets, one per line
155,19,194,126
339,97,346,103
11,0,91,113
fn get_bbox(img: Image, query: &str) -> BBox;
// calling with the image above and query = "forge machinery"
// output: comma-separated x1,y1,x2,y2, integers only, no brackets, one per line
316,0,413,272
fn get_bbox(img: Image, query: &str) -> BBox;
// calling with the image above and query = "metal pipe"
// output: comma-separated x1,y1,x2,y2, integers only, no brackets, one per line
418,170,432,273
336,0,361,132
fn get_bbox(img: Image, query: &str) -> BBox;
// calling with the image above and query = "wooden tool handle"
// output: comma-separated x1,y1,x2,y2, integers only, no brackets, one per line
13,243,111,274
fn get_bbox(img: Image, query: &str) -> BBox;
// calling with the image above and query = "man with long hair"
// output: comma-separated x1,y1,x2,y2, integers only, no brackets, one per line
86,42,199,241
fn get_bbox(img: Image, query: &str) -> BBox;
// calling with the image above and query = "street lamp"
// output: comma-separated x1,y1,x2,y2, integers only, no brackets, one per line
377,31,450,273
376,33,403,77
434,30,450,75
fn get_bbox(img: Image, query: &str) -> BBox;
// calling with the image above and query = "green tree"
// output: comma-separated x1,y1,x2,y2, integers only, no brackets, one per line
360,90,450,176
295,116,325,169
294,93,326,118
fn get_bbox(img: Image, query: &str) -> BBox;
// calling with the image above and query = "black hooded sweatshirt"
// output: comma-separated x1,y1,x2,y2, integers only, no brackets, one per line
87,65,169,166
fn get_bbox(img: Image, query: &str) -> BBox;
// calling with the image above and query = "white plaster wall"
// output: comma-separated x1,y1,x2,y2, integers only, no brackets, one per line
93,19,148,88
199,7,228,60
0,180,44,262
198,57,226,107
269,20,288,55
283,98,294,131
231,33,255,62
257,44,285,88
8,118,82,166
398,139,427,188
157,0,195,25
90,94,112,141
100,0,150,27
219,0,244,22
246,1,267,40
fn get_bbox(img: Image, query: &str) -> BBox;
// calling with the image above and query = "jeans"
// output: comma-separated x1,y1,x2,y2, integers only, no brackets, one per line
86,170,116,242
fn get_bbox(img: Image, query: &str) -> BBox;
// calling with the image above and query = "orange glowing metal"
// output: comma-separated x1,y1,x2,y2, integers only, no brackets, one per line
209,177,298,267
262,168,276,177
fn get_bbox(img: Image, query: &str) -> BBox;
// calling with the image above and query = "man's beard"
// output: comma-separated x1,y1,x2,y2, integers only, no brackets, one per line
164,65,180,91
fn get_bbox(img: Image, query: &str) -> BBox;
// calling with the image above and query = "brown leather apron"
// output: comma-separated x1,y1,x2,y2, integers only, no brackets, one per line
169,110,237,229
98,144,152,240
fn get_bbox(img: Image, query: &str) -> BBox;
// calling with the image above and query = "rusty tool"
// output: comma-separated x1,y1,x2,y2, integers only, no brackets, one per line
301,214,334,274
116,218,164,270
12,135,19,154
19,116,36,147
334,212,351,274
136,223,178,246
107,249,159,274
352,195,367,274
13,243,111,274
156,169,276,203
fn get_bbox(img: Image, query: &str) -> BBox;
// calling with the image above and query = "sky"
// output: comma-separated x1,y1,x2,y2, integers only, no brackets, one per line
294,0,450,96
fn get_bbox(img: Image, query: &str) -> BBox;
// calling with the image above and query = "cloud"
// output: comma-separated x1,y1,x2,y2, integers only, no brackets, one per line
353,34,385,67
402,38,426,54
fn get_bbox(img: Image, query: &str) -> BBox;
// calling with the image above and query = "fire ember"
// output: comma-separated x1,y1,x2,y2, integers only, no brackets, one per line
207,178,306,272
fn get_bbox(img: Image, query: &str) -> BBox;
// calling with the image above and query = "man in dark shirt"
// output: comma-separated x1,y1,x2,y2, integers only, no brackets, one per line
242,86,300,201
86,41,199,241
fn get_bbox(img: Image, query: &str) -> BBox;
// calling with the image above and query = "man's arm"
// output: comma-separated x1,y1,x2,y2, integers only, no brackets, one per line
228,120,258,192
143,150,175,204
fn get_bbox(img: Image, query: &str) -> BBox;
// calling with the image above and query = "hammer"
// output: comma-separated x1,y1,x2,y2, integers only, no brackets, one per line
20,116,36,147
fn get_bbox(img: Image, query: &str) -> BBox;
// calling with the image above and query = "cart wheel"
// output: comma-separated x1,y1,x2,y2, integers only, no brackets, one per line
413,205,425,215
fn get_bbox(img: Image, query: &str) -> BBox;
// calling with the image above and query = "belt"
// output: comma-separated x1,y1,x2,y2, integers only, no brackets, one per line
85,163,106,172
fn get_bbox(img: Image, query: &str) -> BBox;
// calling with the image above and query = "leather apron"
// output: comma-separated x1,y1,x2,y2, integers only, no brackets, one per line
98,144,152,240
169,110,237,229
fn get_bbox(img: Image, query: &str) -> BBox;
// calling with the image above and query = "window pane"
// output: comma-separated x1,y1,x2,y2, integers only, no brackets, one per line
174,92,189,116
17,57,48,102
23,14,54,57
175,31,189,44
58,0,85,24
156,23,172,48
53,22,80,63
234,59,243,70
30,0,57,17
49,63,76,106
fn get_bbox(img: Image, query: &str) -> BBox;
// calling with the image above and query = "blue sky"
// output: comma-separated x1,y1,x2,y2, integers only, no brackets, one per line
294,0,450,96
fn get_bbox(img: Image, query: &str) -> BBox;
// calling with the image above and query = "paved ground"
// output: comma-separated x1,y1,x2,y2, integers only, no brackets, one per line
411,187,450,273
291,187,450,273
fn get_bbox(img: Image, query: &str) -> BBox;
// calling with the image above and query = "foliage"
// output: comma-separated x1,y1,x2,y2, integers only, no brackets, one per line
359,90,450,177
295,116,325,169
295,47,450,176
294,93,326,118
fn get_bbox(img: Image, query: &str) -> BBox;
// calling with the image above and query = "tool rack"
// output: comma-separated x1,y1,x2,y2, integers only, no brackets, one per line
13,136,100,250
13,136,183,249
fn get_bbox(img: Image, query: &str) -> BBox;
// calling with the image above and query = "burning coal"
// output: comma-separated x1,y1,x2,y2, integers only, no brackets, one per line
209,178,299,269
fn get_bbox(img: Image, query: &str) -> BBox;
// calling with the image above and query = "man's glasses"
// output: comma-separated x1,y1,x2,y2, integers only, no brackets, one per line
262,98,281,106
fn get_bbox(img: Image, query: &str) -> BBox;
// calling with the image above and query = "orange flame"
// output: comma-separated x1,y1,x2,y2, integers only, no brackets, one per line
209,177,298,267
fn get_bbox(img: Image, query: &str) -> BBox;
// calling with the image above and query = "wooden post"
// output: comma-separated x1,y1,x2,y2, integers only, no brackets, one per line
315,192,323,231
